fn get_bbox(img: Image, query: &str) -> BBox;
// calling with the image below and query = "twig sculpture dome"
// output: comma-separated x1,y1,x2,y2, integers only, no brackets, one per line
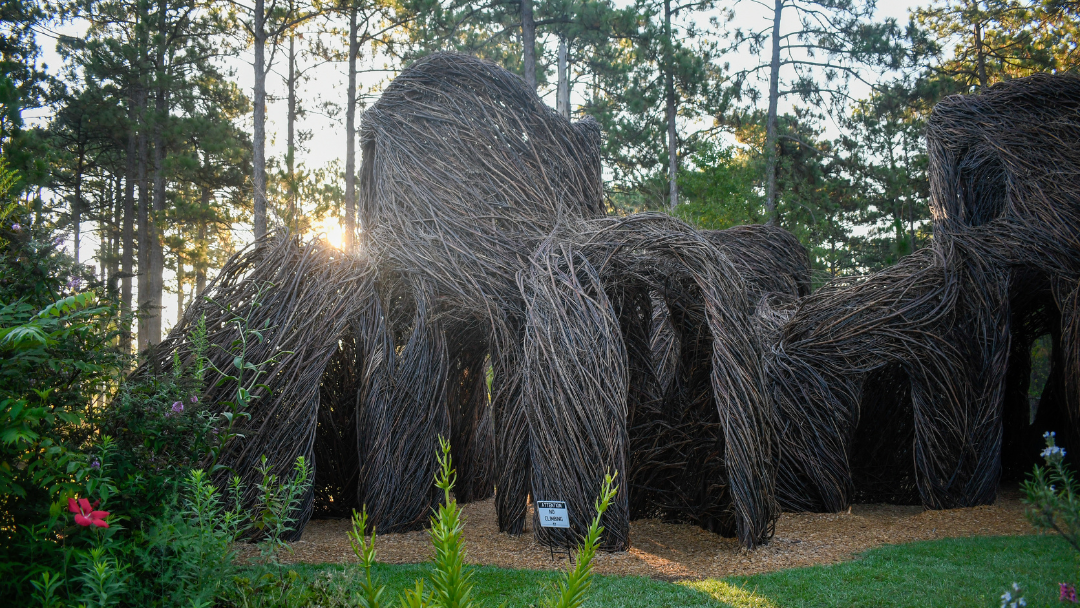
140,57,1078,553
773,73,1080,512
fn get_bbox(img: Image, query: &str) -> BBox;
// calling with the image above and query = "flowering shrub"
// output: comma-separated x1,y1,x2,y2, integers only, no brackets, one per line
1062,582,1078,603
1022,431,1079,554
101,317,216,528
1000,582,1026,607
68,497,110,528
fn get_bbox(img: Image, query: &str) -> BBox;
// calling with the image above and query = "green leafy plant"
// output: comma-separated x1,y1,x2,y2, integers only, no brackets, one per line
29,570,63,608
0,291,115,503
1022,431,1079,554
349,506,386,608
359,438,616,608
0,267,120,603
548,471,618,608
204,284,290,474
428,436,475,608
102,317,217,529
136,469,248,607
74,545,129,608
252,455,312,563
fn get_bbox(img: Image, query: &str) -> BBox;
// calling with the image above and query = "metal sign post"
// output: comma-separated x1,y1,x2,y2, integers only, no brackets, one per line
537,500,574,564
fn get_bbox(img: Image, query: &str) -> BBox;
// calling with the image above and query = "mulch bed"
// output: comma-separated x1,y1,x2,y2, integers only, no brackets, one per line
270,488,1035,580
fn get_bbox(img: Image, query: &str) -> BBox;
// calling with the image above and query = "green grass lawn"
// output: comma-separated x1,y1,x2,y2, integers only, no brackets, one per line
275,535,1076,608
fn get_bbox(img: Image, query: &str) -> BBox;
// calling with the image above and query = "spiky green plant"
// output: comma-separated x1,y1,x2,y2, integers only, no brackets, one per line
349,506,387,608
365,438,615,608
425,436,475,608
548,472,618,608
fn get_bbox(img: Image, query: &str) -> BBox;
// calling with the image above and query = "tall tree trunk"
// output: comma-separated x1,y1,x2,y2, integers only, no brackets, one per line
908,201,916,254
344,2,358,250
148,1,167,347
764,0,783,225
974,21,988,91
73,144,84,266
664,0,678,210
287,25,297,232
122,124,135,354
177,247,184,325
149,86,166,348
137,89,151,353
96,190,105,284
196,191,208,297
253,0,268,239
109,175,121,288
521,0,536,90
557,36,569,118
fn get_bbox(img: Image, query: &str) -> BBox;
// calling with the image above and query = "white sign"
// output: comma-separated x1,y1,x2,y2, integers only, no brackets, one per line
537,501,570,528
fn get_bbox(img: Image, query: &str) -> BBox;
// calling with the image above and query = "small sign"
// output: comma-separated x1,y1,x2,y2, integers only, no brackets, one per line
537,501,570,528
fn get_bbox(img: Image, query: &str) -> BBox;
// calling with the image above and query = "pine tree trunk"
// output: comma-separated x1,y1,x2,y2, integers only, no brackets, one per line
253,0,268,239
110,175,121,288
974,21,988,92
73,142,84,265
122,124,135,354
344,2,358,250
557,37,569,118
137,88,151,353
177,247,184,325
909,202,916,254
147,1,167,347
287,28,297,231
196,204,207,297
521,0,537,90
764,0,783,225
149,84,166,347
664,0,678,210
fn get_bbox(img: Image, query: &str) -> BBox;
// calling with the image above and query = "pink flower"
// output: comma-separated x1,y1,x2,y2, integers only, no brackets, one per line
190,395,198,404
68,497,110,528
172,401,184,413
1061,583,1078,603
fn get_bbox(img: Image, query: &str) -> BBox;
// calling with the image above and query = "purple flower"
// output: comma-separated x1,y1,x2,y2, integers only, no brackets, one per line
190,395,198,404
171,401,184,413
11,223,21,232
66,277,83,290
1062,583,1078,603
52,235,65,248
90,458,100,470
211,428,219,435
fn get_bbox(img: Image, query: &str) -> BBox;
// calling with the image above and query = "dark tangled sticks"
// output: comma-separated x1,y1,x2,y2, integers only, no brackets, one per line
140,60,1079,554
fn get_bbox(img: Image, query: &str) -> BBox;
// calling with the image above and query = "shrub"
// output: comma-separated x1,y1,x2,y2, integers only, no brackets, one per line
1022,431,1079,554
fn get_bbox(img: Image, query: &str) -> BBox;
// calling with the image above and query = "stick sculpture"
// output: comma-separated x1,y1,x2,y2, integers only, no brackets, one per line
142,57,1077,552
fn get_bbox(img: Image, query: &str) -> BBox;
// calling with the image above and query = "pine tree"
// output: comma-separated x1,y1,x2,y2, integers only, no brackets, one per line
229,0,324,239
917,0,1078,91
728,0,907,224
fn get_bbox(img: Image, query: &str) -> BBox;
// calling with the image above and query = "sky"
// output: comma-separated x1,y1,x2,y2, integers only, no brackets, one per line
266,0,929,171
28,0,931,334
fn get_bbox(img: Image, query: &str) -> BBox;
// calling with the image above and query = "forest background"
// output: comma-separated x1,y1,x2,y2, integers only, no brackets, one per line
2,0,1078,351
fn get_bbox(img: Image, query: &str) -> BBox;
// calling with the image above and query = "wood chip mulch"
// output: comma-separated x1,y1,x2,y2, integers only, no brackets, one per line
272,487,1034,580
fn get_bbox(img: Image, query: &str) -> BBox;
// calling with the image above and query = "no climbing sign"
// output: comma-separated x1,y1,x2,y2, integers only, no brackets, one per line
537,501,569,528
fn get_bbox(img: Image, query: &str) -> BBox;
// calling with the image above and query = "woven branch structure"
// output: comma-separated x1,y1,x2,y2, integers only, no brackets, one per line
772,73,1080,511
142,57,1078,552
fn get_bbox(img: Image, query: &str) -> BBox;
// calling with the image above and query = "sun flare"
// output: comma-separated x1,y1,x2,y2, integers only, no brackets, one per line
311,217,347,250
